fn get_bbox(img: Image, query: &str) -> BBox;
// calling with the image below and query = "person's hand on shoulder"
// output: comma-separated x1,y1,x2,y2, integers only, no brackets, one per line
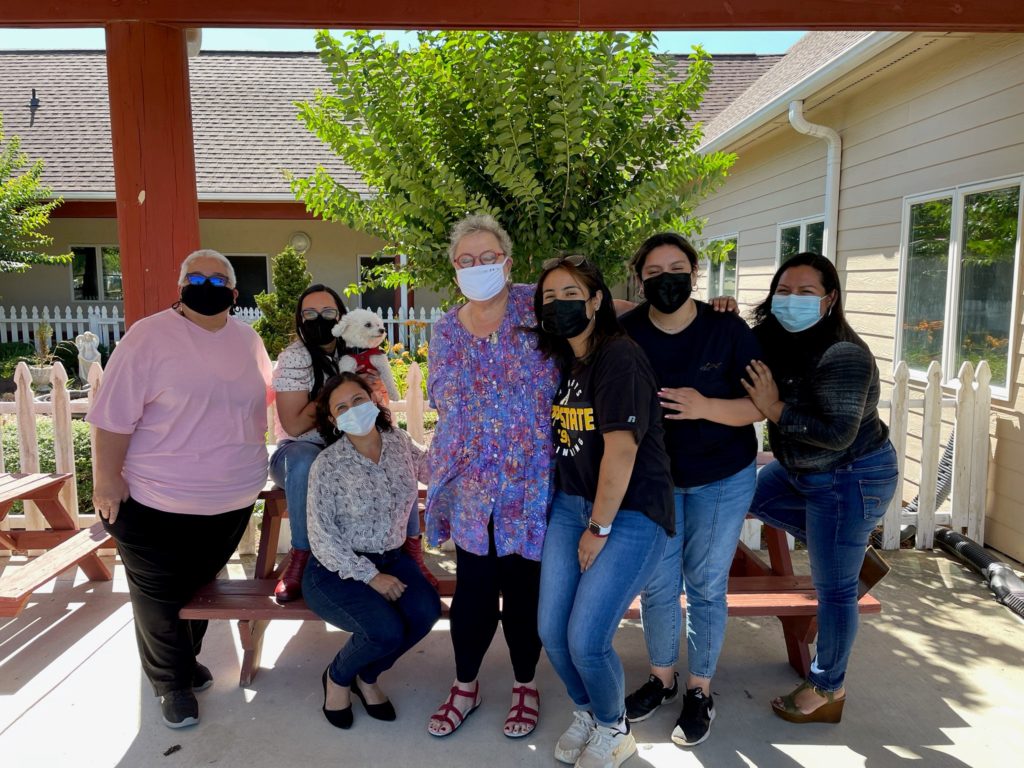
708,296,740,314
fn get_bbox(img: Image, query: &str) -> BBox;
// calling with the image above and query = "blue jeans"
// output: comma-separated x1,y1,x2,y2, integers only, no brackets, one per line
748,442,898,692
303,550,441,685
538,491,668,727
269,439,323,551
640,461,756,678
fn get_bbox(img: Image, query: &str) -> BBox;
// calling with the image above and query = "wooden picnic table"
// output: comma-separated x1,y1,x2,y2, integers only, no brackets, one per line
183,478,880,685
0,472,113,616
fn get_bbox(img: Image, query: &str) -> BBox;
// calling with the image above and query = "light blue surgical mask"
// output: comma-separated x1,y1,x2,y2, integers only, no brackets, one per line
335,401,380,436
771,294,826,333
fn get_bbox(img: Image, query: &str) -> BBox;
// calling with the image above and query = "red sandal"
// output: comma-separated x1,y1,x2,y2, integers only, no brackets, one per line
503,685,539,738
427,683,481,737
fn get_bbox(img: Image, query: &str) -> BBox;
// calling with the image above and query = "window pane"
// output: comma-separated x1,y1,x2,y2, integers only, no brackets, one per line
705,258,720,297
360,256,400,313
71,246,98,300
722,239,737,296
225,254,268,308
101,247,122,300
779,226,800,263
900,199,953,374
806,221,824,255
955,186,1020,389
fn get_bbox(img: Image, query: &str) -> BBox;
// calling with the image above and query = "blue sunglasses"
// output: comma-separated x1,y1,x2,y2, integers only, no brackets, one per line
185,272,230,288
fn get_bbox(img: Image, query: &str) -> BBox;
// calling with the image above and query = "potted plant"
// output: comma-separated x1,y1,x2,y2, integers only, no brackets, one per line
25,321,58,392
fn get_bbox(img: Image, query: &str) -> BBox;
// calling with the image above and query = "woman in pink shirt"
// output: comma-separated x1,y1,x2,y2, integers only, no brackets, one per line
88,249,273,730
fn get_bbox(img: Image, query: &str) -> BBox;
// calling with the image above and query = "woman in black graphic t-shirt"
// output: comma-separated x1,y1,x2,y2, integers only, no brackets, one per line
532,255,673,768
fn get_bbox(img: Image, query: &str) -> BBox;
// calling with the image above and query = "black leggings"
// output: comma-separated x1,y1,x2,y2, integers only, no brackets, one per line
449,525,542,684
103,496,252,696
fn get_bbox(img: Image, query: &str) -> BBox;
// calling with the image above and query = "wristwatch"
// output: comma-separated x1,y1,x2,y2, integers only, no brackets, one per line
587,518,612,537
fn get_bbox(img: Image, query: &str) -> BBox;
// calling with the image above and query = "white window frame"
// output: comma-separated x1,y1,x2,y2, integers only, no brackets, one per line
776,216,825,267
704,234,738,298
68,244,122,303
894,175,1023,400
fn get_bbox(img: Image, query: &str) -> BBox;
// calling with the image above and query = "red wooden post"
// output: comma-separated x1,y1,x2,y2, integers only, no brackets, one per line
105,22,200,324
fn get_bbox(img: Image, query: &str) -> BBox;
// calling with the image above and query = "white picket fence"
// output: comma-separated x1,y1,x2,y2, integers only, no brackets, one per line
0,305,125,349
0,304,442,355
0,358,991,555
0,358,433,554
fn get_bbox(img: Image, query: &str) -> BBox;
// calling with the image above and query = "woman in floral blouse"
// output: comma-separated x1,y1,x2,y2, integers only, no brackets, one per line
303,372,441,730
426,214,560,739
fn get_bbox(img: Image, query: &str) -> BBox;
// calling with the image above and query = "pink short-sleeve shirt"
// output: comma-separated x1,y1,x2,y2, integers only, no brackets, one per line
87,309,274,516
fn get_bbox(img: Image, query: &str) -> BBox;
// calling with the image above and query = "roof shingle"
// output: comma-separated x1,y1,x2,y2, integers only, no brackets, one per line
0,48,782,198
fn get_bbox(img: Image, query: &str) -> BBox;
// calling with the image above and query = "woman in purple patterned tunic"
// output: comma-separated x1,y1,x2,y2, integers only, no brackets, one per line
425,215,559,739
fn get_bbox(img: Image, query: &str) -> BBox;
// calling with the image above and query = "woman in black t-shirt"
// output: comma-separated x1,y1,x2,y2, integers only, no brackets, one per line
618,233,763,748
533,255,674,768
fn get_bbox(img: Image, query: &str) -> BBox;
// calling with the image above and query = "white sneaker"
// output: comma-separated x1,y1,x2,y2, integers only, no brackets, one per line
575,722,637,768
555,710,596,764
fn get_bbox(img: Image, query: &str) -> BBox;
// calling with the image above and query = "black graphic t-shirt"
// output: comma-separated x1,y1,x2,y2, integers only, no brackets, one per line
551,336,674,534
620,301,761,488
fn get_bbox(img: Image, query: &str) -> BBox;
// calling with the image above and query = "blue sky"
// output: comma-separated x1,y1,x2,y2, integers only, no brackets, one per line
0,27,804,54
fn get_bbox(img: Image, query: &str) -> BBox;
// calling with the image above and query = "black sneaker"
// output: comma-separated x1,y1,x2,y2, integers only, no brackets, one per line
160,690,199,729
671,687,715,747
625,673,678,722
193,663,214,693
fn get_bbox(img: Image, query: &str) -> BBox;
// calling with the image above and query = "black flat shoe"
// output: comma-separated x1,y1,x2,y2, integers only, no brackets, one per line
353,677,397,721
322,668,353,729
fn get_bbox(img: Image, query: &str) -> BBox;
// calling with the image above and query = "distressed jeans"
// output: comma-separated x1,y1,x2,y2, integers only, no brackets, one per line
640,461,756,678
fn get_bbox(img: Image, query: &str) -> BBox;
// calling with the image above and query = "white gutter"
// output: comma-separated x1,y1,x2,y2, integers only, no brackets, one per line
788,100,840,261
701,31,910,155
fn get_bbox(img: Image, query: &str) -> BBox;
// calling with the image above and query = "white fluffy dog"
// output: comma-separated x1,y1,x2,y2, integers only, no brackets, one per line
332,308,400,403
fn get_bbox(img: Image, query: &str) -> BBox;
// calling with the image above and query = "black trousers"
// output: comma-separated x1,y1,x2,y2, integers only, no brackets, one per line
103,496,253,696
450,524,542,684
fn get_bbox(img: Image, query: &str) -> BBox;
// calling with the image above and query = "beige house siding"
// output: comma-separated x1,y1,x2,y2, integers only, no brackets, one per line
695,32,1024,560
0,217,445,312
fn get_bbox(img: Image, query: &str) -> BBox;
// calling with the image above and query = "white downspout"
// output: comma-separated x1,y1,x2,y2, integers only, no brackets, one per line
788,100,840,261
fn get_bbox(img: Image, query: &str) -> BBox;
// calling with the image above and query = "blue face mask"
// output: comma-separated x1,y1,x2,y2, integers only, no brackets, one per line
335,401,380,436
771,294,826,333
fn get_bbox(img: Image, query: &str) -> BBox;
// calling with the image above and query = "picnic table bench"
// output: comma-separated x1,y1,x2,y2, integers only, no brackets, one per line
0,472,114,617
182,478,881,686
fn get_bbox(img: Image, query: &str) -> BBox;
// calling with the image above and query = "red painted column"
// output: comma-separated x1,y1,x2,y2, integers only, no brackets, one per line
105,22,200,324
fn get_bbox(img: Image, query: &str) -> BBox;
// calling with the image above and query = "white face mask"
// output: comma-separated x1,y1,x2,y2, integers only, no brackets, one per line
455,262,507,302
335,401,380,437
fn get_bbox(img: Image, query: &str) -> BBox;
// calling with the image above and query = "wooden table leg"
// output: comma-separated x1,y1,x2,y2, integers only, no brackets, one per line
237,619,269,687
237,492,288,685
764,526,819,675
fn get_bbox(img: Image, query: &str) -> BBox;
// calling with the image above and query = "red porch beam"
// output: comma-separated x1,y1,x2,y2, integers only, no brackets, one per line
51,201,317,221
106,22,200,323
3,1,1024,31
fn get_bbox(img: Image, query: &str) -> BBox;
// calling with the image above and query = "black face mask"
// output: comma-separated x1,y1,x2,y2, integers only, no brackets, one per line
180,282,234,316
643,272,692,314
301,317,336,346
541,299,592,338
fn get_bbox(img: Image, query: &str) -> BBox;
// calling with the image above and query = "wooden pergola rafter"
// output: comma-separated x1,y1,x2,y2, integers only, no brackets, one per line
6,1,1024,322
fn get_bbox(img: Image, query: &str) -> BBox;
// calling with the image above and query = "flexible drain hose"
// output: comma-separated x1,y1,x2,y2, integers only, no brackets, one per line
934,528,1024,619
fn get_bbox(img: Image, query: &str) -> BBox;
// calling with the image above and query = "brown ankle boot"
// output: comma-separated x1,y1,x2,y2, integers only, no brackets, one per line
402,536,439,590
275,548,311,604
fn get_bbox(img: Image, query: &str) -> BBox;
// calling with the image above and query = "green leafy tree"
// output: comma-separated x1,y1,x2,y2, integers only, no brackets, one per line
0,114,70,273
294,31,735,292
254,246,311,358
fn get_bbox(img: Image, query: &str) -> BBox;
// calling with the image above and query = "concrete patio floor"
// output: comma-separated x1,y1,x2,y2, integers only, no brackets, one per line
1,548,1023,768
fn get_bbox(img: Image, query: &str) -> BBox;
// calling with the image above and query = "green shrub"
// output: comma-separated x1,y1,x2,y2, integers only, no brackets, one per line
1,416,93,516
254,246,311,359
0,342,33,379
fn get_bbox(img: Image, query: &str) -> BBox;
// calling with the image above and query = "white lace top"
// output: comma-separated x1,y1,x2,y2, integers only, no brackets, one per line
306,428,429,582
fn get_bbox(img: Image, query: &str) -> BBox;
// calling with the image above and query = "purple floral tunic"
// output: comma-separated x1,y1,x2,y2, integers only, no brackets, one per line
426,283,559,561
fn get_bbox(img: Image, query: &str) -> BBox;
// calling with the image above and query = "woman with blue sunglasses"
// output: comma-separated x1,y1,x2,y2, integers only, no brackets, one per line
89,249,273,729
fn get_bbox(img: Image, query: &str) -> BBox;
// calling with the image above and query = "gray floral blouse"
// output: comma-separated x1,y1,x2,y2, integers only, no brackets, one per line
306,428,429,583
